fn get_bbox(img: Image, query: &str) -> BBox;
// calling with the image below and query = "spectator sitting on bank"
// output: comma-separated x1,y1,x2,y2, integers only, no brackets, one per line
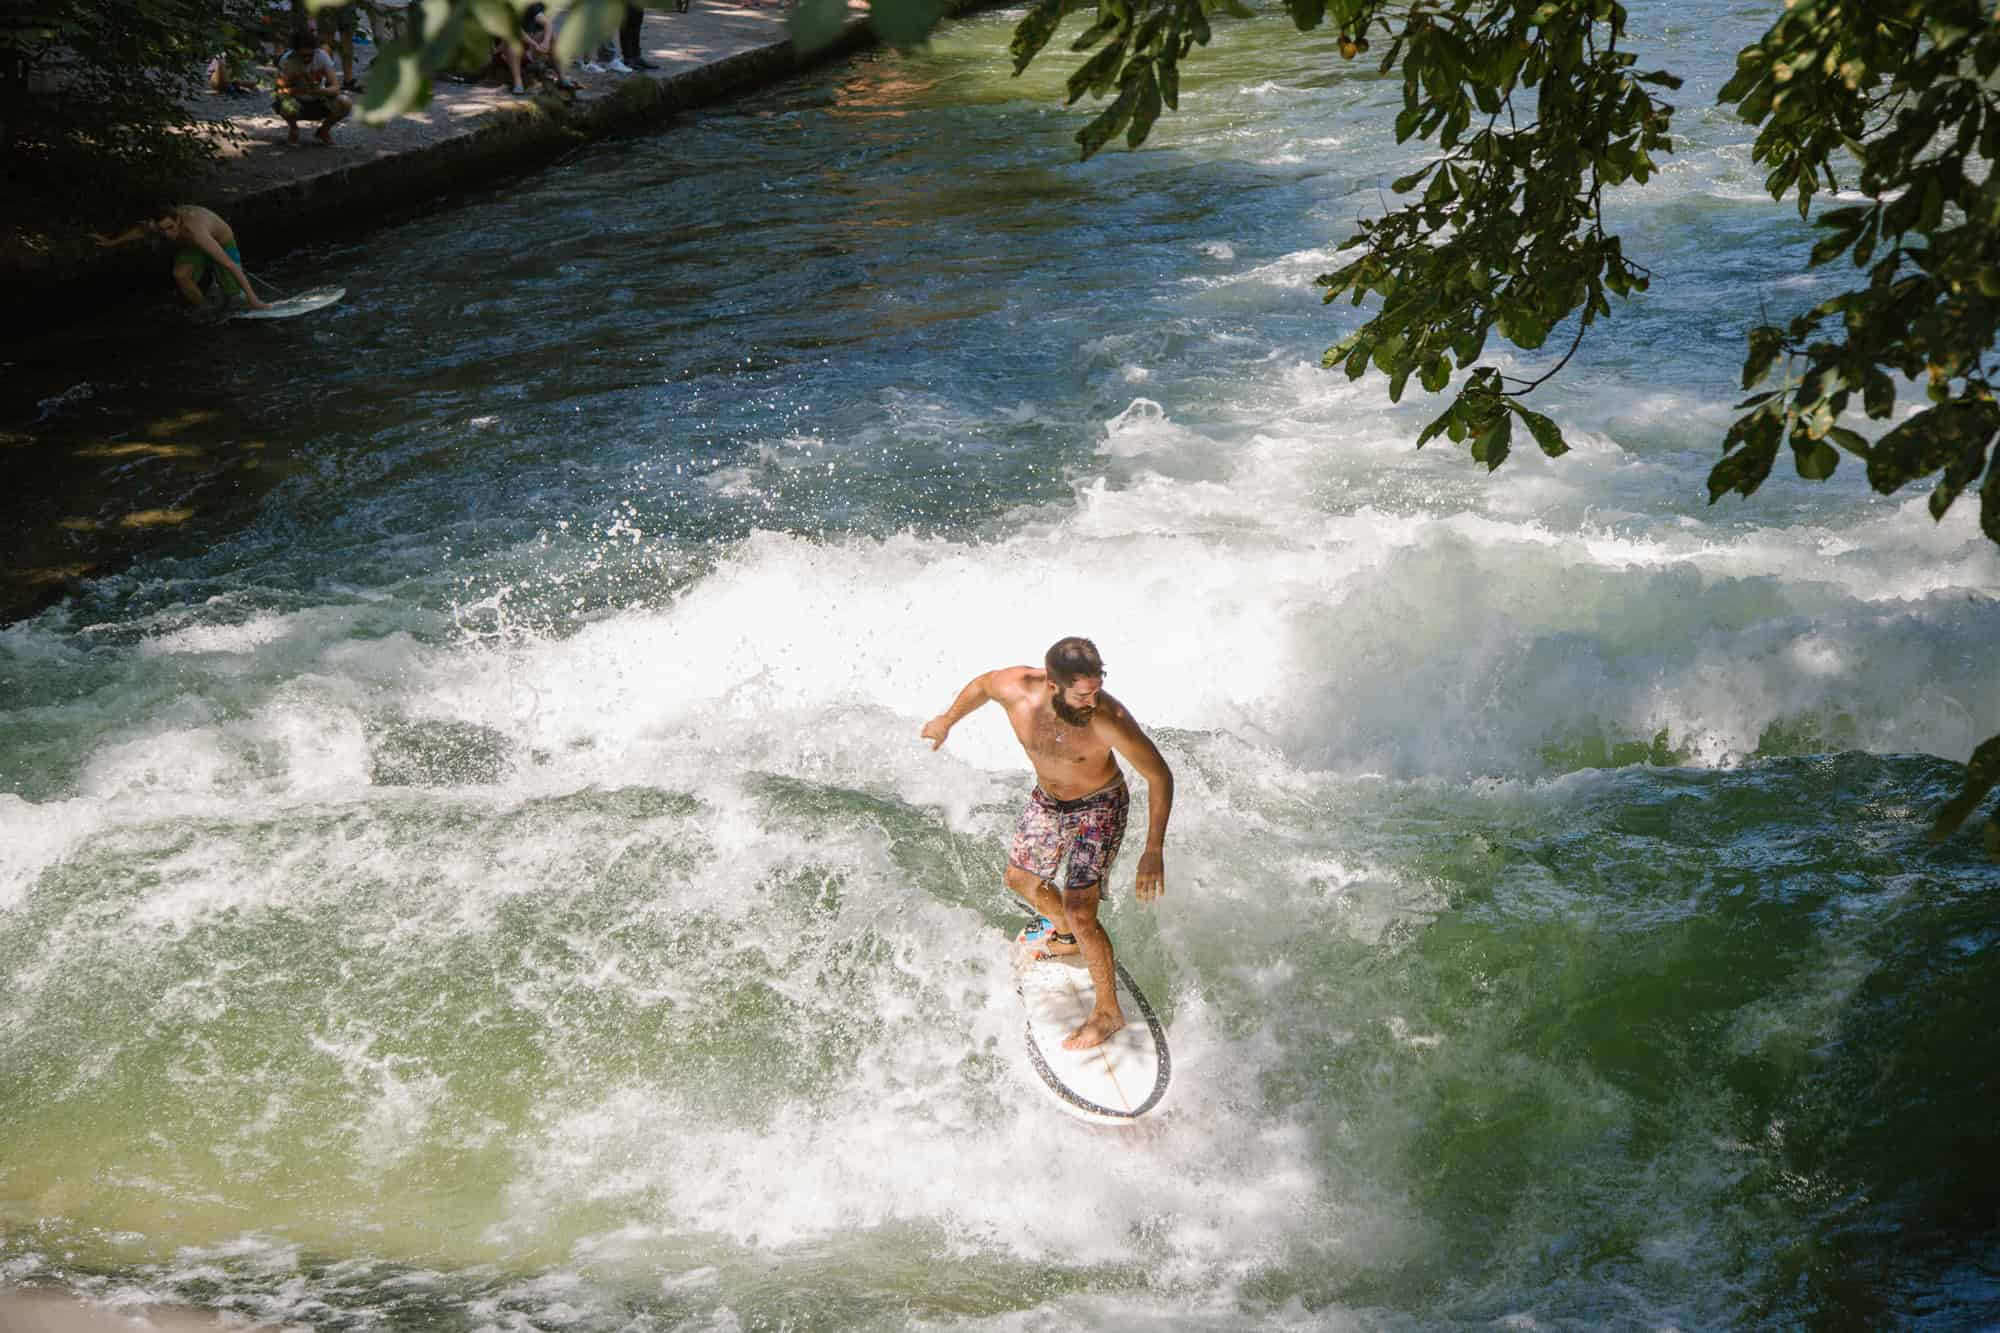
493,4,575,95
93,204,271,312
207,49,259,95
522,5,578,89
273,25,352,145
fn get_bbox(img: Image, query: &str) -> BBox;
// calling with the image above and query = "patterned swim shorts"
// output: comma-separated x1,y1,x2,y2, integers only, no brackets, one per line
1009,778,1128,893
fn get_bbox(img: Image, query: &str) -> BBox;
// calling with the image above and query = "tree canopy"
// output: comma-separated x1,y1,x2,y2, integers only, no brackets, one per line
2,0,267,216
1006,0,2000,848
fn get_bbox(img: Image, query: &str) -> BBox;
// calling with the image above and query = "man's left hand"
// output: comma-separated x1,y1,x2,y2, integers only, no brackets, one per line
1135,848,1165,902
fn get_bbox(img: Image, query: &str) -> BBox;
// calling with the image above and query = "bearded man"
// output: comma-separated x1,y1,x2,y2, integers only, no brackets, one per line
922,636,1174,1050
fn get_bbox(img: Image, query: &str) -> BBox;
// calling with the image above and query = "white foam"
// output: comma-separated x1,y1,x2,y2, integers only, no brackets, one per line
141,616,289,657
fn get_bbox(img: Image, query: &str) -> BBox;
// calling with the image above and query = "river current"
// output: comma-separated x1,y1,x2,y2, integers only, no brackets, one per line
4,2,1999,1328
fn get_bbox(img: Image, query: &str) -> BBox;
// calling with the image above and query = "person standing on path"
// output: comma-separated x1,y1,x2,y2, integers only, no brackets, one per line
922,636,1175,1051
619,5,659,69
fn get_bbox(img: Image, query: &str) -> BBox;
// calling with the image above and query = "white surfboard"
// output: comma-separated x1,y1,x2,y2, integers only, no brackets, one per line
1013,919,1171,1125
230,285,346,320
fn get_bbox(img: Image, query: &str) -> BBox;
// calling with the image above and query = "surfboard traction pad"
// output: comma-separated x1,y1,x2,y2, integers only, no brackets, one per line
1013,919,1172,1122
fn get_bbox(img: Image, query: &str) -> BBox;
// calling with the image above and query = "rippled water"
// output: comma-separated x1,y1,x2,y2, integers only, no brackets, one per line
4,1,1999,1328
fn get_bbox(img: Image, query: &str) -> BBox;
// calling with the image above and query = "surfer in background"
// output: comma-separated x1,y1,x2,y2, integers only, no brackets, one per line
922,636,1174,1051
93,204,270,311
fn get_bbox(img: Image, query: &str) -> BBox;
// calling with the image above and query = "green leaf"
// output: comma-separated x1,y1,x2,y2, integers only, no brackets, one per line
1067,40,1125,104
1009,0,1065,74
1391,164,1433,193
1932,732,2000,840
788,0,851,53
1863,369,1896,418
467,0,516,41
1508,401,1570,458
1792,436,1839,480
1127,63,1162,149
1321,328,1364,369
1866,398,2000,495
359,49,430,123
1069,17,1117,53
1470,410,1513,471
1288,0,1325,31
1708,407,1783,501
869,0,946,48
1741,324,1784,390
1076,81,1138,158
1416,403,1457,449
557,0,627,66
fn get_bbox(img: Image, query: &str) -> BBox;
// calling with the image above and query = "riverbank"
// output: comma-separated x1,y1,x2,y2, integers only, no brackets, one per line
2,1,881,318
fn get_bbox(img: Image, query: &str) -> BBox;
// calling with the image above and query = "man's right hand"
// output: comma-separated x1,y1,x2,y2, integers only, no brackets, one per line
920,716,952,750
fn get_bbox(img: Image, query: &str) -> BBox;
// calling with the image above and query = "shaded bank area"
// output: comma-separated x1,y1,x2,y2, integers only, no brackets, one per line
0,0,991,626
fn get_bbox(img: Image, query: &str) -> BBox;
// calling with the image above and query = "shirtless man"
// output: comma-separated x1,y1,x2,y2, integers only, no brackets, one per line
94,204,269,311
922,636,1174,1051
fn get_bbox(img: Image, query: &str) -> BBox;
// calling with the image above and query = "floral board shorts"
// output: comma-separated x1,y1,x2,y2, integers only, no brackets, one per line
1009,778,1128,894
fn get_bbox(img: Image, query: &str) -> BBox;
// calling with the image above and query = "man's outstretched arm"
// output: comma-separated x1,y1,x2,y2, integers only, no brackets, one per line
922,670,1003,748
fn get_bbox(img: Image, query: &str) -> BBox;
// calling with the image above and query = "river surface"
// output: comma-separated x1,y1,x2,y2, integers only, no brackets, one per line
5,2,2000,1328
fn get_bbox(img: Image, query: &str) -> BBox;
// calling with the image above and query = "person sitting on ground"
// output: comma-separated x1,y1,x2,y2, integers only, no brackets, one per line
93,204,271,312
272,25,352,145
206,48,259,94
492,4,575,95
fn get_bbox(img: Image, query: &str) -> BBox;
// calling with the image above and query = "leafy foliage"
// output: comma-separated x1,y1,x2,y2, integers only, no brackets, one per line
996,0,2000,845
1,0,269,217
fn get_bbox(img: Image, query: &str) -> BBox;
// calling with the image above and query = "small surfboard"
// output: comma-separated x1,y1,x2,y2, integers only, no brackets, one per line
1012,918,1171,1125
230,286,346,320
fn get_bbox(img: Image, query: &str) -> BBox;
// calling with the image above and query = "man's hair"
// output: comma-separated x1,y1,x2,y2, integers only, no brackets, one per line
1045,636,1105,686
290,26,313,51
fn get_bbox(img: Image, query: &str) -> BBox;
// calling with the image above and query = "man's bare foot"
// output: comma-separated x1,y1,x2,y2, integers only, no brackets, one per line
1063,1011,1125,1051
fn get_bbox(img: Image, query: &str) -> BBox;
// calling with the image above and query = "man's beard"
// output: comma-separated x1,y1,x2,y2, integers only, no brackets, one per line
1052,697,1095,727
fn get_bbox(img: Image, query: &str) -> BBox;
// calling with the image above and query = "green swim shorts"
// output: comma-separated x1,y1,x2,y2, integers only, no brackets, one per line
176,243,244,298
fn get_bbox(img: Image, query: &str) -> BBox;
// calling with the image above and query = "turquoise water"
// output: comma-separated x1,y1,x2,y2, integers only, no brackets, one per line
4,2,1999,1327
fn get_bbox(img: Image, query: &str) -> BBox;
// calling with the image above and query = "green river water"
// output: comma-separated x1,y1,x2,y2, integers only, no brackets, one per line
3,2,1998,1328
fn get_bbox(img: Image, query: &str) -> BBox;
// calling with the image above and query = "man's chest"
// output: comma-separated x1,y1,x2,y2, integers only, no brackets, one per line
1011,705,1102,766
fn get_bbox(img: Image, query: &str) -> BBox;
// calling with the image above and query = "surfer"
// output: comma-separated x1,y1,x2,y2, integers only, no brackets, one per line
922,636,1174,1051
94,204,270,311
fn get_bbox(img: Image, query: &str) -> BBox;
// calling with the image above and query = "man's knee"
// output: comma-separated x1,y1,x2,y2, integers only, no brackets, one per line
1062,883,1103,926
1003,863,1045,896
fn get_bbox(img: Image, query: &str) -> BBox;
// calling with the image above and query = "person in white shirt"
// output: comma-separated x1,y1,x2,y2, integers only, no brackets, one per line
271,25,352,145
